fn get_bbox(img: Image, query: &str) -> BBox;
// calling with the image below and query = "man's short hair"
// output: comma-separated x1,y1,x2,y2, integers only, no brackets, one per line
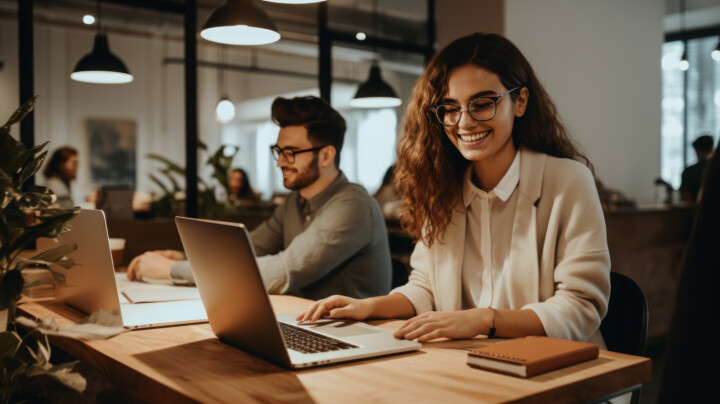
692,135,714,152
271,96,346,167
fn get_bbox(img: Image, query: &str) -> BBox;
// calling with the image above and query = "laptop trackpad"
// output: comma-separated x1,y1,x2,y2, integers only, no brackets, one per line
308,320,382,338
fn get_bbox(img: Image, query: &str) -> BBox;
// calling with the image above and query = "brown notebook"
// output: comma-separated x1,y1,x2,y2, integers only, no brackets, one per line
467,336,599,377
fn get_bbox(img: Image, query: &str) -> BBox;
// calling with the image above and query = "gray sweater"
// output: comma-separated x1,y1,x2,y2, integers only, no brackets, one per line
171,173,392,300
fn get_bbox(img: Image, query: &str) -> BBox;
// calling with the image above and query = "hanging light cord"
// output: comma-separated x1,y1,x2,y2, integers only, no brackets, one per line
371,0,378,64
680,0,685,32
97,0,102,34
218,46,228,98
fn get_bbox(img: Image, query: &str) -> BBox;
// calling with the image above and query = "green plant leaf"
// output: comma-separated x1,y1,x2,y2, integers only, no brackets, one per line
0,332,21,359
28,243,78,262
147,153,185,174
44,267,67,283
0,132,31,177
0,270,24,310
148,173,170,195
46,362,87,393
17,149,48,187
1,95,37,131
16,257,78,271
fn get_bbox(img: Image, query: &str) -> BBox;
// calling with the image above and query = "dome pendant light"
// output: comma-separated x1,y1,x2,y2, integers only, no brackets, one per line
350,0,401,108
215,46,236,123
350,62,402,108
71,0,133,84
201,0,280,46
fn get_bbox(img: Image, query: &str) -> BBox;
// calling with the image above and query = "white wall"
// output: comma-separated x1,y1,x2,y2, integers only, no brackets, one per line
504,0,664,201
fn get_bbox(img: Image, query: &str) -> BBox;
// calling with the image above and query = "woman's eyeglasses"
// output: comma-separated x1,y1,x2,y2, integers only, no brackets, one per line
432,86,521,127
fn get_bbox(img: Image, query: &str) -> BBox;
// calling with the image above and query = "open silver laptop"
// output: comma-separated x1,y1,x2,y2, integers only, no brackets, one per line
175,216,420,369
37,209,207,329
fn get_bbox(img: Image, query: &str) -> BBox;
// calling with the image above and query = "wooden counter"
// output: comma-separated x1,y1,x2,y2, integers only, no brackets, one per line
605,204,694,340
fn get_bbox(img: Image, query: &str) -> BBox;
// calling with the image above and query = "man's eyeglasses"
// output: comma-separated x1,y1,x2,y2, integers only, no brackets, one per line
432,86,522,127
270,145,328,164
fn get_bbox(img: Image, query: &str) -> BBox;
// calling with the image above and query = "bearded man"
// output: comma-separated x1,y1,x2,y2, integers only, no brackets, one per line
127,96,392,299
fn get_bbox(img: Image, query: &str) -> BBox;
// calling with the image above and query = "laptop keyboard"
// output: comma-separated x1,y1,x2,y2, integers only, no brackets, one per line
280,322,359,354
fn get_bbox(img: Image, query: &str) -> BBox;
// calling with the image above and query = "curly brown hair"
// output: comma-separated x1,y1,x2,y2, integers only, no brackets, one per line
396,33,592,246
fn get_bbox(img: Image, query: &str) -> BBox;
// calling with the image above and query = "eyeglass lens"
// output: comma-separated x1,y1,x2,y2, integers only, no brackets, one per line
271,147,295,163
436,98,497,126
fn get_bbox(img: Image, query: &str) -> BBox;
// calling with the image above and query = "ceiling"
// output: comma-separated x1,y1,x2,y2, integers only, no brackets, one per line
0,0,430,45
1,0,718,70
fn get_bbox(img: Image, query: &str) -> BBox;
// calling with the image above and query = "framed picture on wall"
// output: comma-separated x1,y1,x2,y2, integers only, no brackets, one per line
87,118,136,186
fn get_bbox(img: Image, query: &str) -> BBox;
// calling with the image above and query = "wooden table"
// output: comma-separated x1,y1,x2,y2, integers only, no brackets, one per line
18,296,651,404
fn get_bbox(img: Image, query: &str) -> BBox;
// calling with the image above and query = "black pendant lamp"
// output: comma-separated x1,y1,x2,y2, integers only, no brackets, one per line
71,0,133,84
350,0,401,108
201,0,280,46
350,62,402,108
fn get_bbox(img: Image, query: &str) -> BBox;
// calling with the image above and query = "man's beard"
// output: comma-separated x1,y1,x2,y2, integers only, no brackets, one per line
283,154,320,190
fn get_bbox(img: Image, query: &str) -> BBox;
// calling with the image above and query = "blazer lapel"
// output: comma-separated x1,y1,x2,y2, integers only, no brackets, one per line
498,149,545,308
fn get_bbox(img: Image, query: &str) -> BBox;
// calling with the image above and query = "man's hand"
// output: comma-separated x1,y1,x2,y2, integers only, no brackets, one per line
154,249,185,260
126,251,178,281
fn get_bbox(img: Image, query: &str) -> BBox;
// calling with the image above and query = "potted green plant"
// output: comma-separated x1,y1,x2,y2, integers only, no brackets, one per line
146,141,242,219
0,96,86,401
0,95,80,322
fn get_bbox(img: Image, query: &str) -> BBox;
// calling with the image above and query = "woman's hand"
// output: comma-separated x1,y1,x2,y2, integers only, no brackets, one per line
296,295,374,323
394,309,490,342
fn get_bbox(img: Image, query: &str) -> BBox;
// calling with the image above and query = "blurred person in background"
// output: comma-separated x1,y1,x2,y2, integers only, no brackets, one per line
680,134,714,203
374,165,400,220
43,146,78,209
227,168,260,206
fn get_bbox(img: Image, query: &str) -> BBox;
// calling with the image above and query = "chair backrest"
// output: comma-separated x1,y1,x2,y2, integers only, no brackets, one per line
600,272,648,357
390,258,410,289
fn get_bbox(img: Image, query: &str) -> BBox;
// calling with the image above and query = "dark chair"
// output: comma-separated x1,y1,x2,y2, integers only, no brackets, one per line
659,146,720,403
600,272,648,357
599,272,648,404
390,258,410,289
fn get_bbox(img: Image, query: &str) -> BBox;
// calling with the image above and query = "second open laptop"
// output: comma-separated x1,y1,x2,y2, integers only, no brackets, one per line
37,209,207,329
175,216,420,369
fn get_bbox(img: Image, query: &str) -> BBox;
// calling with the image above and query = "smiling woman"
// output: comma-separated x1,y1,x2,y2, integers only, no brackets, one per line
298,33,610,349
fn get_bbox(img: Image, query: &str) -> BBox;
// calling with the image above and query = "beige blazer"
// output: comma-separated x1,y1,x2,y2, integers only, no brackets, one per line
393,149,611,344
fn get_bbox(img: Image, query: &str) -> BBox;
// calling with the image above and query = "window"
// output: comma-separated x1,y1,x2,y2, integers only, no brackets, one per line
661,35,720,189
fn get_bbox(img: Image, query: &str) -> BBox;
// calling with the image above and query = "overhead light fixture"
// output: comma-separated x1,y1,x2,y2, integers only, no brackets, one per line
200,0,280,46
263,0,325,3
350,0,401,108
712,39,720,61
679,50,690,71
350,63,402,108
215,46,236,123
71,0,133,84
83,14,95,25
